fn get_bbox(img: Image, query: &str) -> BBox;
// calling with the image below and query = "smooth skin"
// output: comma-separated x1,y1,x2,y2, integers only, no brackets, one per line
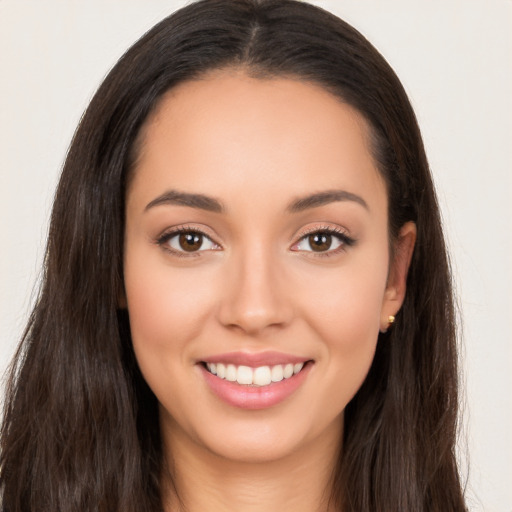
123,70,416,512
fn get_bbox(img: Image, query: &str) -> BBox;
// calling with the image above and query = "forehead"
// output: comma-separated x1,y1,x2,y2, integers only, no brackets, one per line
128,70,386,215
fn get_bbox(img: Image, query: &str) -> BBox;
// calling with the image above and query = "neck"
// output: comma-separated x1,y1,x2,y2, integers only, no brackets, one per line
161,417,342,512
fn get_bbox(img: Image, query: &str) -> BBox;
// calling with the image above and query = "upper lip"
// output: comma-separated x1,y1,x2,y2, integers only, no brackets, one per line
199,351,311,368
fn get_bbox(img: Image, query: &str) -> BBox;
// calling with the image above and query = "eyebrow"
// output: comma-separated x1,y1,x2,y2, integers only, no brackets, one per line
145,190,224,213
287,190,368,212
144,188,367,214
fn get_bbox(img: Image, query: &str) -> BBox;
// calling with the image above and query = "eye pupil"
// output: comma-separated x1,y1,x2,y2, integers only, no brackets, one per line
309,233,331,251
179,232,202,252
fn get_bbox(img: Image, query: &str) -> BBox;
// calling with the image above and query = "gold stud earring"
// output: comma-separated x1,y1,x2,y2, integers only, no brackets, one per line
380,315,395,334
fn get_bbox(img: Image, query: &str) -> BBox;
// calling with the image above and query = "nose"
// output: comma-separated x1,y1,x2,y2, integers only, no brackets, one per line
217,245,293,336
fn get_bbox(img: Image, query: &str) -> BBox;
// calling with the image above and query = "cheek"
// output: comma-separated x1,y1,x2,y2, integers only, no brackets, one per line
298,253,387,337
123,250,219,380
294,254,388,399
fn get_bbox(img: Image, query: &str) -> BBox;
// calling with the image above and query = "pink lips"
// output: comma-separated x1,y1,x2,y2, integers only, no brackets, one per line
198,351,312,410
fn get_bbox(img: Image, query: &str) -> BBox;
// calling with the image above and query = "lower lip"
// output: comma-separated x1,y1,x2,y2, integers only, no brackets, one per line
200,363,312,410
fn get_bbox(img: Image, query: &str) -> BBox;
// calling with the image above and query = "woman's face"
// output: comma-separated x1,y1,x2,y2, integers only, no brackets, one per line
124,71,413,463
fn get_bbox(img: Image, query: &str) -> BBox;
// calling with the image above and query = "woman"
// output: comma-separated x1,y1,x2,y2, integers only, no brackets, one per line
0,0,467,510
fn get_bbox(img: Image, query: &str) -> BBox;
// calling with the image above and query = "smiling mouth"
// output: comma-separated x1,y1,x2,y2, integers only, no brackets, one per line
202,361,310,387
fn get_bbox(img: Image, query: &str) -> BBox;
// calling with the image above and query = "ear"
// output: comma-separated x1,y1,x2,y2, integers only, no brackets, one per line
380,221,416,332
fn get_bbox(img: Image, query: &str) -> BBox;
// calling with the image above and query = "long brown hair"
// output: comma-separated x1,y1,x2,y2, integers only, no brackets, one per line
1,1,466,510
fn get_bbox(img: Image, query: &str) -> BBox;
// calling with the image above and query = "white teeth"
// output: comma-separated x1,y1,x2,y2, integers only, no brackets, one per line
283,364,294,379
225,364,237,382
236,365,253,385
216,363,226,379
271,364,284,382
253,366,272,386
293,363,304,374
205,361,307,386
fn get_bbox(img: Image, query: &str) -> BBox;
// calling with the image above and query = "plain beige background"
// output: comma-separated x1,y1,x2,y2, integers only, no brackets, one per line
1,1,511,510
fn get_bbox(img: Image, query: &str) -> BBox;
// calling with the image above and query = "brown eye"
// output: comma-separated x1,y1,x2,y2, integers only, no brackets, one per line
292,229,351,254
308,233,332,252
161,230,219,254
179,232,203,252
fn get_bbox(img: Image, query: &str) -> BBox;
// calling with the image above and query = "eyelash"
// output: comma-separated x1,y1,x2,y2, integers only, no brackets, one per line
155,225,356,257
292,226,356,258
155,226,219,258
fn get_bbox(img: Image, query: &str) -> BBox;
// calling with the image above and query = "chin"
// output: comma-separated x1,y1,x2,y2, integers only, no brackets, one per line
203,429,309,464
166,402,344,466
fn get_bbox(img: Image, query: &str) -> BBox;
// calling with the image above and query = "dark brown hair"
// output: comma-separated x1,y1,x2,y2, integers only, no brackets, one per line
1,1,466,510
